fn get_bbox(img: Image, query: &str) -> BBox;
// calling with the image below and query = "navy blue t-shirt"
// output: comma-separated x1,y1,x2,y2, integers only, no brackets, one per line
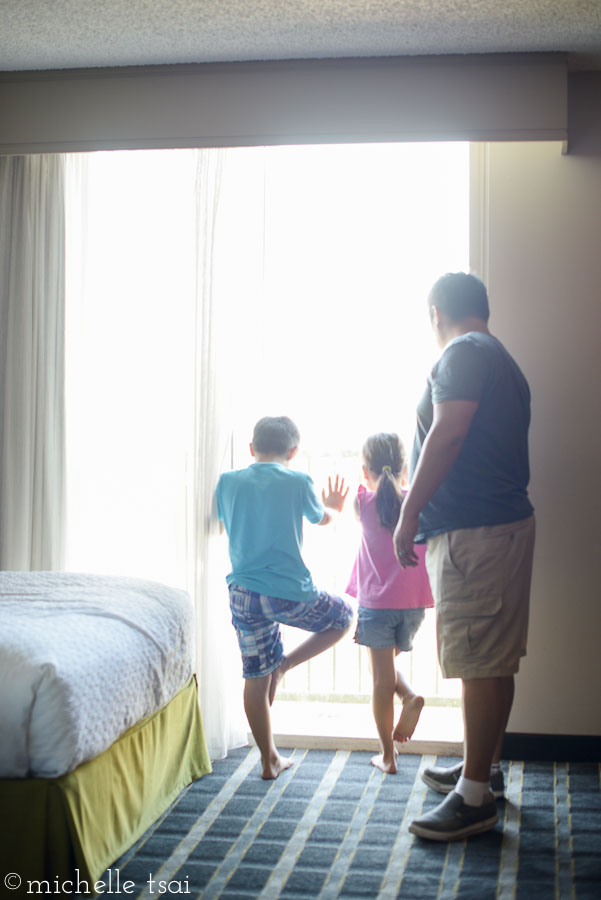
410,332,534,541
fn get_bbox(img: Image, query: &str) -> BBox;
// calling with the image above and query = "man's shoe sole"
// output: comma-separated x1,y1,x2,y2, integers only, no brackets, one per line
409,810,498,841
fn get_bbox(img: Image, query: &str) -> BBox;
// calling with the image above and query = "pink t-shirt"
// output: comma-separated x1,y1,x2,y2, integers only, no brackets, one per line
346,486,434,610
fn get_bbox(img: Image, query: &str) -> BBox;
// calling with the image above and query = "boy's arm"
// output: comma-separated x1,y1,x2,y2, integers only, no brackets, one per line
319,475,349,526
214,477,226,535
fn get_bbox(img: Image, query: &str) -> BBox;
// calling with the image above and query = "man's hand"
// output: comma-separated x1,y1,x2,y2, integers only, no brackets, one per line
322,475,349,512
391,399,478,562
393,507,419,568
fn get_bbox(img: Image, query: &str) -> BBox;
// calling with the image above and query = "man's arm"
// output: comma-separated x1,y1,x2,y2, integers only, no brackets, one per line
393,399,478,565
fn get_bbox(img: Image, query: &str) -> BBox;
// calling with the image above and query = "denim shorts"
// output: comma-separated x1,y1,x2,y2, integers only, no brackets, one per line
354,606,426,651
229,584,353,678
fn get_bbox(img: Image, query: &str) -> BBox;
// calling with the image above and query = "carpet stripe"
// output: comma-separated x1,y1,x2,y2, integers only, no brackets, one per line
258,750,350,900
198,749,308,899
378,754,436,899
496,760,524,900
554,761,575,900
134,746,261,900
317,766,383,899
436,840,466,899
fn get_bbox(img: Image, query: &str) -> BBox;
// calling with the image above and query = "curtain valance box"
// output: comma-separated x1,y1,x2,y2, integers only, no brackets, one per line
0,53,567,154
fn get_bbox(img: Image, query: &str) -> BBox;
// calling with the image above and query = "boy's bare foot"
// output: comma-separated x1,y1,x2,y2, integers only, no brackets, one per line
371,752,397,774
268,656,288,706
261,754,294,780
393,694,424,743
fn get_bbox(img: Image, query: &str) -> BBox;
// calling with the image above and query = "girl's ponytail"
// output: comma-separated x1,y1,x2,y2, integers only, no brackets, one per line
376,466,402,534
362,434,406,534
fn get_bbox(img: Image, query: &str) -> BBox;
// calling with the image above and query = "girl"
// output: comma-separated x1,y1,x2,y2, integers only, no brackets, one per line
347,433,433,774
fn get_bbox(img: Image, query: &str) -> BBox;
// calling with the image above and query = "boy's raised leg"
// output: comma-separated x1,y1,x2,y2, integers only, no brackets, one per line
244,674,293,779
269,625,351,705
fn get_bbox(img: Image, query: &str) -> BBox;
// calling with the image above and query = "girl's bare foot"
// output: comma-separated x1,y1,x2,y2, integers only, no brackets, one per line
268,656,288,706
371,752,397,774
261,754,294,780
393,694,424,743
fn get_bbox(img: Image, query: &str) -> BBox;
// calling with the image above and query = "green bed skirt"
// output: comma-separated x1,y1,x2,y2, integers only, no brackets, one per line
0,676,211,896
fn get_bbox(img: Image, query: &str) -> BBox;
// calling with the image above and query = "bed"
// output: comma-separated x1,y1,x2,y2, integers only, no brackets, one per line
0,572,211,896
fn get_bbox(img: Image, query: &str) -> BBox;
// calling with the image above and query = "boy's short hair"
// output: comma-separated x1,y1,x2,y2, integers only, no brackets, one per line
428,272,490,323
252,416,300,456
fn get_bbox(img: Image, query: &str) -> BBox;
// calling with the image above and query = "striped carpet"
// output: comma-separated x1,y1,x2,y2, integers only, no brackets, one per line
104,748,601,899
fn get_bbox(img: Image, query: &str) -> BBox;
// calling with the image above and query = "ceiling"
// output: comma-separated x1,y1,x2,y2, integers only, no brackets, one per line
1,0,601,74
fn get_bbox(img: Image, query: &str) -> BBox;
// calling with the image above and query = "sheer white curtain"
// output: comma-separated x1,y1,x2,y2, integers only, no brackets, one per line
188,150,247,757
0,154,66,570
64,149,247,758
64,151,198,584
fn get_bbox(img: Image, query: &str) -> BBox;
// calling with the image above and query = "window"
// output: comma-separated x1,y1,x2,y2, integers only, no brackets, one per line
65,142,469,740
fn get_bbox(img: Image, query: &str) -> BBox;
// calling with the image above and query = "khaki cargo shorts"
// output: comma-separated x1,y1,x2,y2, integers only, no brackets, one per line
425,516,535,679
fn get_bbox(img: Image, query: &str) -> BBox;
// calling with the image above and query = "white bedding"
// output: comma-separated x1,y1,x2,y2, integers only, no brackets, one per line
0,571,194,778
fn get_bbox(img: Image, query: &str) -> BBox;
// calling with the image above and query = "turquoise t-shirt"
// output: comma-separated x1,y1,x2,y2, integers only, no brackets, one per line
216,462,324,603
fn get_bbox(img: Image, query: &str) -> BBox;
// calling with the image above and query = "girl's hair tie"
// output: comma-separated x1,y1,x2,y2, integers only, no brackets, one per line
381,465,392,473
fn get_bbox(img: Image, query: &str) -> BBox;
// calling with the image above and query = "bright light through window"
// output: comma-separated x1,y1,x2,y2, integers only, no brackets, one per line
227,142,470,460
65,142,468,712
65,140,469,613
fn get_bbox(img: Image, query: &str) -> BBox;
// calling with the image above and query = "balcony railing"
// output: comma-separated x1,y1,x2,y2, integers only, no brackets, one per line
278,608,461,708
229,445,462,710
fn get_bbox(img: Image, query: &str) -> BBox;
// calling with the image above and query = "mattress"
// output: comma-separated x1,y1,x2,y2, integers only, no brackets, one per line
0,571,194,778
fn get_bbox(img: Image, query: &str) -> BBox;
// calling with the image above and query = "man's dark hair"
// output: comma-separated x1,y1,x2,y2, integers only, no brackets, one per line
252,416,300,456
428,272,490,323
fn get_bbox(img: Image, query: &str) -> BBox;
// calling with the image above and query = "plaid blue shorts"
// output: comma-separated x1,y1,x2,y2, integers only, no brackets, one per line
229,584,353,679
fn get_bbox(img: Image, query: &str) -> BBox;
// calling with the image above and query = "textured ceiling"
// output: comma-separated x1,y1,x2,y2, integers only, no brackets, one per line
1,0,601,73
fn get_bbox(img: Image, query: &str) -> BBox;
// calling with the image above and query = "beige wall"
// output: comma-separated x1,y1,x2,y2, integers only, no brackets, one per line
482,73,601,735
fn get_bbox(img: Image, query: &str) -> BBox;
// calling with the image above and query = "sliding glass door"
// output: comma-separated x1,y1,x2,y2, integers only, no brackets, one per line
65,141,470,731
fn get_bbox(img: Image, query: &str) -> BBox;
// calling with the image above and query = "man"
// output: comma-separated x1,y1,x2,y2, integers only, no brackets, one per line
394,272,535,841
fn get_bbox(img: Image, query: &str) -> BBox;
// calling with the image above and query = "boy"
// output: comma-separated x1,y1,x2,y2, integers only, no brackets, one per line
217,416,353,779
